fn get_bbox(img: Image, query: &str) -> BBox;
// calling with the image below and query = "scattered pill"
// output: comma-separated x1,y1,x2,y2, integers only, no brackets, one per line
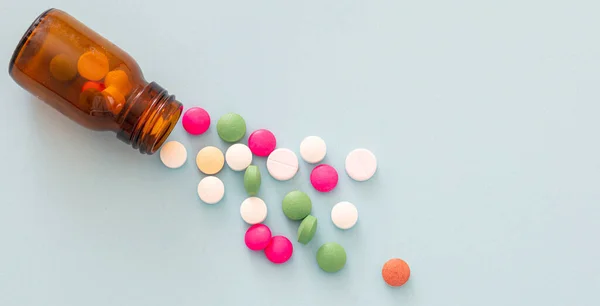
197,176,225,204
182,107,211,135
297,215,317,245
196,146,225,175
382,258,410,287
225,144,253,171
240,197,268,224
266,148,299,181
331,201,358,230
243,165,261,196
345,148,377,181
316,242,347,273
159,141,187,168
81,81,105,92
104,69,132,95
217,113,246,143
300,136,327,164
264,235,293,264
310,164,338,192
244,224,272,251
49,54,77,81
77,50,109,81
248,129,276,157
282,190,312,220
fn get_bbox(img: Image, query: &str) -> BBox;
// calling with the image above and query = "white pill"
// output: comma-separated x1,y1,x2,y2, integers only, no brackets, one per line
331,201,358,230
345,148,377,181
240,197,268,224
300,136,327,164
266,148,299,181
160,141,187,169
225,143,253,171
197,176,225,204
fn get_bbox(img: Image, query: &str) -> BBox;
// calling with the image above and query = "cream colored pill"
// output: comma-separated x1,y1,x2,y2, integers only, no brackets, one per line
159,141,187,169
345,148,377,181
197,176,225,204
240,197,268,224
331,201,358,230
266,148,299,181
300,136,327,164
196,146,225,175
225,143,253,171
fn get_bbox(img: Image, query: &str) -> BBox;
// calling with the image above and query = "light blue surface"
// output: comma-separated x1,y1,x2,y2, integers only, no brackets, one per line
1,1,599,305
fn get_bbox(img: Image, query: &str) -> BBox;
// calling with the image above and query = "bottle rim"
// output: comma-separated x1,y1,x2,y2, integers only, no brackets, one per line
8,8,55,75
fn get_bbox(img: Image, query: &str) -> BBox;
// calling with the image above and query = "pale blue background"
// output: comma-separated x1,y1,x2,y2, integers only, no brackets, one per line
1,1,599,305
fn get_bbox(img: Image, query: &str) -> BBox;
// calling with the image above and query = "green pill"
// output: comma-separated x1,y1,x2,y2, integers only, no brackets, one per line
244,165,261,196
297,215,317,245
217,113,246,143
316,242,347,273
282,190,312,220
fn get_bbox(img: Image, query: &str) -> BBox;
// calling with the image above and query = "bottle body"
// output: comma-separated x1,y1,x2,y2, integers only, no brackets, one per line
9,8,182,154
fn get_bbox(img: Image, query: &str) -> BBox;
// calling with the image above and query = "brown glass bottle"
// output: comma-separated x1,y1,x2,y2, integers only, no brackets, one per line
9,8,183,154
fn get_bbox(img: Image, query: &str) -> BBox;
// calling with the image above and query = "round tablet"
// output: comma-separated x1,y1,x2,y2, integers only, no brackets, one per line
382,258,411,287
248,129,276,157
300,136,327,164
297,215,317,245
104,69,132,95
217,113,246,143
197,176,225,204
316,242,347,273
182,107,211,135
159,141,187,168
310,164,338,192
240,197,268,224
345,148,377,181
245,224,272,251
331,201,358,230
49,54,77,81
282,191,312,220
243,165,261,196
264,236,293,264
225,143,253,171
266,148,299,181
77,51,109,81
196,146,225,175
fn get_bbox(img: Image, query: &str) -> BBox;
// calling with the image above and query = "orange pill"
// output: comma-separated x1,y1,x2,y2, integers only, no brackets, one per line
49,54,77,81
102,86,126,114
382,258,410,287
81,81,105,92
77,51,109,81
105,69,132,95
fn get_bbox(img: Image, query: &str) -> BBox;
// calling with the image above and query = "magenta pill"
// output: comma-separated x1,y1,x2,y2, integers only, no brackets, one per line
244,224,272,251
248,129,276,157
264,235,293,264
310,164,339,192
182,107,211,135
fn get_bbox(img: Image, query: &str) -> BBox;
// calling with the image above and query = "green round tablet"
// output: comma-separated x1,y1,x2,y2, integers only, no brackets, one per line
316,242,347,273
282,190,312,220
244,165,261,196
217,113,246,143
297,215,317,244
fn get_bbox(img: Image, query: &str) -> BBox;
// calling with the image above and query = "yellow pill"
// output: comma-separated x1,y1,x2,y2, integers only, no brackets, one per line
102,86,125,114
77,51,109,81
196,146,225,175
105,69,132,95
49,54,77,81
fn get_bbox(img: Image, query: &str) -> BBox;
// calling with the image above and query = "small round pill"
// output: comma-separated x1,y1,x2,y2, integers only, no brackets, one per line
197,176,225,204
244,224,272,251
182,107,211,135
243,165,261,196
266,148,299,181
77,51,109,81
104,69,132,95
49,54,77,81
310,164,338,192
196,146,225,175
81,81,105,92
240,197,268,224
297,215,317,245
331,201,358,230
282,191,312,220
248,129,276,157
217,113,246,143
300,136,327,164
225,143,253,171
345,148,377,181
159,141,187,169
102,86,126,114
316,242,347,273
382,258,411,287
264,235,293,264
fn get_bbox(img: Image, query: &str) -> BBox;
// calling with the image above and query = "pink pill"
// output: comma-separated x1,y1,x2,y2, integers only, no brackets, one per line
264,235,293,264
244,224,272,251
248,129,276,157
182,107,211,135
310,164,339,192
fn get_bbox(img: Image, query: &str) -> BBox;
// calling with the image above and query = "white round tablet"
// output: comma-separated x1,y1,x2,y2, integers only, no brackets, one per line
300,136,327,164
197,176,225,204
331,201,358,230
160,141,187,169
240,197,268,224
225,143,253,171
266,148,299,181
345,148,377,181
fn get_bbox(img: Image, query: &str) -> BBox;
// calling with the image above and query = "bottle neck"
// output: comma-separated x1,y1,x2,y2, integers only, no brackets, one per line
117,82,183,154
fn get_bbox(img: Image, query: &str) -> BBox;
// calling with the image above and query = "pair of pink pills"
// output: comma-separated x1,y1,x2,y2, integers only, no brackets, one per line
245,224,293,264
